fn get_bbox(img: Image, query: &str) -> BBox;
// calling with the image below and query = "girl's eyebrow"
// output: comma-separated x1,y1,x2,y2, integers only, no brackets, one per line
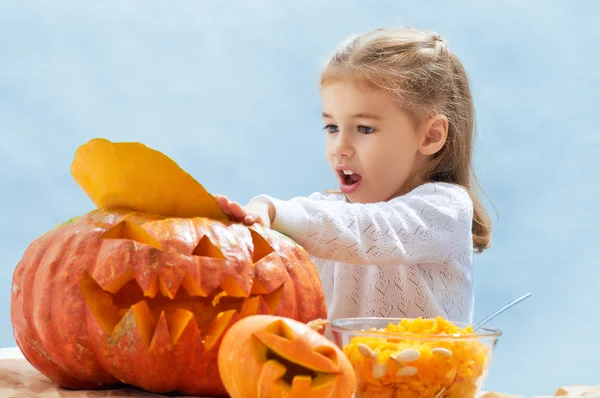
322,112,382,120
351,112,382,120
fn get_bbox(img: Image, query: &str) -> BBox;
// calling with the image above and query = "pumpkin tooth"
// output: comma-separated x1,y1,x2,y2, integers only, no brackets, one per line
137,273,182,299
179,272,208,297
239,296,262,318
219,274,250,297
291,375,339,394
130,301,158,348
250,276,270,295
142,275,159,298
301,374,339,393
156,276,174,299
290,375,312,393
148,311,171,350
262,283,285,314
166,309,195,346
203,310,239,351
104,270,135,294
239,295,272,318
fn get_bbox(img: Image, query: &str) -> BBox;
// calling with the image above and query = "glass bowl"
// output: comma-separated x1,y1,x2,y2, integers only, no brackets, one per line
329,317,501,398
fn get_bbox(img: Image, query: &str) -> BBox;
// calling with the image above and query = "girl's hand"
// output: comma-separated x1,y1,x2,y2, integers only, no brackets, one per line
214,194,247,222
214,195,275,228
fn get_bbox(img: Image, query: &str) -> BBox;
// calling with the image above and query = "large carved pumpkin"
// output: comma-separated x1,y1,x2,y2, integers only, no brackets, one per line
218,315,356,398
10,138,328,396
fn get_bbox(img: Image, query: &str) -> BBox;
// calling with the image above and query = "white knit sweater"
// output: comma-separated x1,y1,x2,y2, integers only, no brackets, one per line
252,182,475,324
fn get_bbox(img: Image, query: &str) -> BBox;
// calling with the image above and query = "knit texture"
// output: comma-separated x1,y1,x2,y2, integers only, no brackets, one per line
252,182,475,323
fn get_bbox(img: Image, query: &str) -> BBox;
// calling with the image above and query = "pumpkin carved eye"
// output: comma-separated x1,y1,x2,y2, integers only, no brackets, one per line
101,220,162,250
192,235,225,259
249,228,275,263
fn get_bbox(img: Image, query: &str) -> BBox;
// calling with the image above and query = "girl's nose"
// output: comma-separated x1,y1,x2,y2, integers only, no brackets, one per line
333,134,355,158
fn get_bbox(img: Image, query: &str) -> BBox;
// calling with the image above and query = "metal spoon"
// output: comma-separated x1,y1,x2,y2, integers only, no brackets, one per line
473,292,532,330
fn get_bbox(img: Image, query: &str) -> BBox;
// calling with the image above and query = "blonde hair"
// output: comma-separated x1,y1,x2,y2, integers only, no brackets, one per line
321,27,491,253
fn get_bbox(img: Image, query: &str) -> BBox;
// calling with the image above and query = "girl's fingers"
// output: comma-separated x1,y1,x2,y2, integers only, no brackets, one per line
229,201,247,220
214,195,233,216
213,195,255,225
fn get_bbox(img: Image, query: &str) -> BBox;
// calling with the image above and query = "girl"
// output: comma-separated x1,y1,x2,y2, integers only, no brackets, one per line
215,26,491,325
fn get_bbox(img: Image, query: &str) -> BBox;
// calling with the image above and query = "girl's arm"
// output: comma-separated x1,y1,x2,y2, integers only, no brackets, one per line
252,183,474,266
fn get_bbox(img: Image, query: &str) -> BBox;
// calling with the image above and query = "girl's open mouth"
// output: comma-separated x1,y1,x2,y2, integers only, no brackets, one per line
338,169,362,194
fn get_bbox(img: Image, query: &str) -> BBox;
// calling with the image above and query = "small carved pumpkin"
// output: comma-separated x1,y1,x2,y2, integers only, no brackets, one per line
218,315,356,398
10,139,327,396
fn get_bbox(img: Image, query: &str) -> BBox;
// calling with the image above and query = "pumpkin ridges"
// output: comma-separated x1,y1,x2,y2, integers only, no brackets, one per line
287,245,328,323
254,231,305,319
51,222,121,384
12,233,62,381
35,230,88,376
13,208,328,396
273,242,328,324
272,263,300,319
12,220,119,388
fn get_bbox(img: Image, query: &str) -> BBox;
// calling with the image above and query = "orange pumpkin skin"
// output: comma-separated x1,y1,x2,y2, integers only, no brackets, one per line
10,208,327,396
218,315,356,398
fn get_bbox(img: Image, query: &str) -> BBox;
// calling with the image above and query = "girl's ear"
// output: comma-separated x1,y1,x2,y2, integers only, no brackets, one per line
418,114,448,156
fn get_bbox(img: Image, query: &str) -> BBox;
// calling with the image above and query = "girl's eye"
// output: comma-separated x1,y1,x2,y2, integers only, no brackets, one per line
358,125,375,134
323,124,339,134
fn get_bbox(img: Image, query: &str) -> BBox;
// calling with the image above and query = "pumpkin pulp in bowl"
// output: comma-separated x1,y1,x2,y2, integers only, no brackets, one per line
329,317,501,398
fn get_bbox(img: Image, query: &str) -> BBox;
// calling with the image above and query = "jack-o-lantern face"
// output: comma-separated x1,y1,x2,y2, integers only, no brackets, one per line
80,215,285,351
10,139,328,397
218,315,356,398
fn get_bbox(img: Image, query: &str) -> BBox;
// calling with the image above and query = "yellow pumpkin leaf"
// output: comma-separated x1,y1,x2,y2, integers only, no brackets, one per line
71,138,227,219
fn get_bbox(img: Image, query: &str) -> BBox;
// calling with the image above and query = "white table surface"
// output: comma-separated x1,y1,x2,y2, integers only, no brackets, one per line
0,346,24,359
2,346,565,397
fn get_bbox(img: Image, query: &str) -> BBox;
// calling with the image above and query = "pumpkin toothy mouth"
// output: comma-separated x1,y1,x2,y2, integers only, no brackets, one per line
80,219,284,350
253,319,341,391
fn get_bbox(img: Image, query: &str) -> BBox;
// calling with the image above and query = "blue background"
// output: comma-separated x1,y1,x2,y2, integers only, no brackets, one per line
1,1,598,396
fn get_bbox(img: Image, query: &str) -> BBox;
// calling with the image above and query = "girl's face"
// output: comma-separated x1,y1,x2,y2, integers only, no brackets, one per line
321,80,440,203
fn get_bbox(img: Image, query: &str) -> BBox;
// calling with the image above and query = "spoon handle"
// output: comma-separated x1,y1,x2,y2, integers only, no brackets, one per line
474,292,532,330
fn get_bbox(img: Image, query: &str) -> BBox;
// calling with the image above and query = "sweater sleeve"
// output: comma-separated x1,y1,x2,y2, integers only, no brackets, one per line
251,183,473,266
